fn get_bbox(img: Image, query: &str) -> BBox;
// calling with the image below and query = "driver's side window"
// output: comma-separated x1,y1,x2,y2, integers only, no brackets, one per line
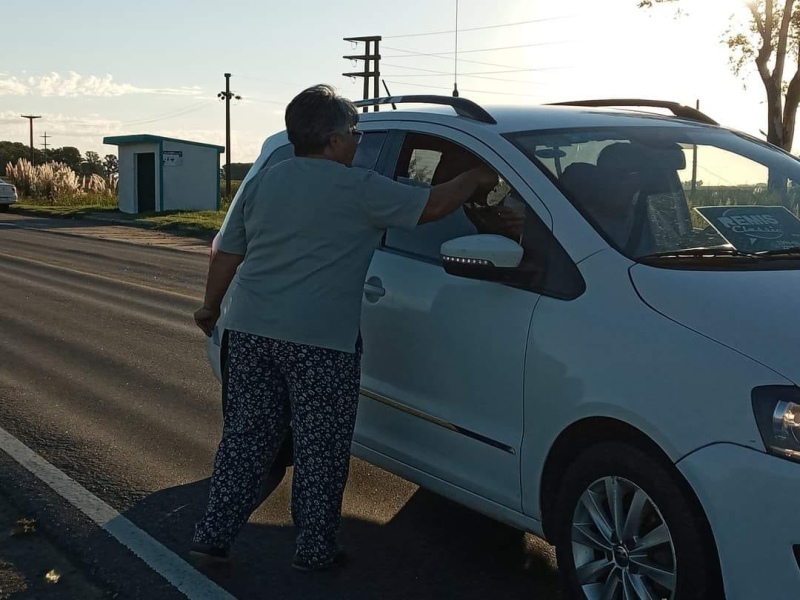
384,133,527,262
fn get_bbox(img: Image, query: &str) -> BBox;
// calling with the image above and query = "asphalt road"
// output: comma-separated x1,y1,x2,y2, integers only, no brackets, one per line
0,215,560,600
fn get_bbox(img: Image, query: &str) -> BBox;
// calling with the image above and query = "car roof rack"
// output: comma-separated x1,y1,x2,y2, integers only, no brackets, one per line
354,95,497,125
547,99,718,126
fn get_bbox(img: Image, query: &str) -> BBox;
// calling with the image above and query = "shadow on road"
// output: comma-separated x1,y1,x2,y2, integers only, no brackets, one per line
120,477,562,600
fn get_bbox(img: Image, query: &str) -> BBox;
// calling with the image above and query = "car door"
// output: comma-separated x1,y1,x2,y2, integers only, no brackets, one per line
356,123,551,511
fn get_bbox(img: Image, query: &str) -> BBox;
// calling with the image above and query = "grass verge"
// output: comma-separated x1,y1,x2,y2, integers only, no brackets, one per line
12,204,119,218
11,198,226,236
110,209,225,233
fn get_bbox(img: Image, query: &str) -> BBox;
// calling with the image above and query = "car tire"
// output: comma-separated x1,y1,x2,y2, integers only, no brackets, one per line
0,204,9,212
552,442,721,600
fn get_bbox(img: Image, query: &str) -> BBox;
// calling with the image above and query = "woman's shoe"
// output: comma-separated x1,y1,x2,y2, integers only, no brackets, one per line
189,543,231,567
291,549,347,572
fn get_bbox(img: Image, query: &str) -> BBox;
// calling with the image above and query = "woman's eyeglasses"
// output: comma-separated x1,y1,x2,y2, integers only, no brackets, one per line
327,127,363,145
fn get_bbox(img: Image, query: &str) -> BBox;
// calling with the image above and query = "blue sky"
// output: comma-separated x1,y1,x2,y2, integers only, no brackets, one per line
0,0,765,162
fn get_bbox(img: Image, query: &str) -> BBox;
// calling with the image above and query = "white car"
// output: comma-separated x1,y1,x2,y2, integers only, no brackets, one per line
0,178,17,211
207,96,800,600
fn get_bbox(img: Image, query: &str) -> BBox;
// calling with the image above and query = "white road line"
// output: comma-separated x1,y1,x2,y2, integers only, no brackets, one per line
0,427,235,600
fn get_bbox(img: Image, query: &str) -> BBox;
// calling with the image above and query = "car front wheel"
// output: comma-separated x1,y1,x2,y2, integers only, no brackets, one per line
553,442,721,600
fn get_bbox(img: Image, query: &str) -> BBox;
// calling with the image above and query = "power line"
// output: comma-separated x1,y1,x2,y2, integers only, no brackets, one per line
382,44,571,71
383,79,541,98
383,62,561,78
386,64,552,83
383,15,571,39
384,72,549,85
120,99,217,127
236,75,306,88
394,40,570,56
385,69,555,78
382,63,452,75
246,97,289,106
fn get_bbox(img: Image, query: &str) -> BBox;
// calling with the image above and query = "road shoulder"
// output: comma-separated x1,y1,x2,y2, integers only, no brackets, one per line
0,485,108,599
1,211,212,255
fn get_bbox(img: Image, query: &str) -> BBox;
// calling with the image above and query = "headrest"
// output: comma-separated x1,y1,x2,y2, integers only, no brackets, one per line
597,142,686,172
560,162,599,204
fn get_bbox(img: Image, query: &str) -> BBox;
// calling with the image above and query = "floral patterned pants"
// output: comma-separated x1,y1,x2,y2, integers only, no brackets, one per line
193,330,362,566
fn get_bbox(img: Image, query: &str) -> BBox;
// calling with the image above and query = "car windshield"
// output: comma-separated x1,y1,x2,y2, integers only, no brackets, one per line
506,125,800,263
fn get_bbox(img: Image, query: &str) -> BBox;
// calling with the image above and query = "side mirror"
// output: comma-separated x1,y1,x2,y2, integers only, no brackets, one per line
441,234,524,282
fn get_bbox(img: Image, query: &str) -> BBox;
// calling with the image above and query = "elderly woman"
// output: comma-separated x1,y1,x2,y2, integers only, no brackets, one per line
190,84,496,571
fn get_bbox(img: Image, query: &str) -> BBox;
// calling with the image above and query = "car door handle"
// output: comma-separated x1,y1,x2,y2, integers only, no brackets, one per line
363,276,385,302
363,284,385,297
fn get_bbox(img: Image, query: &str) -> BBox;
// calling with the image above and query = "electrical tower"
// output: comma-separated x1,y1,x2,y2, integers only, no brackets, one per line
41,132,51,159
343,36,382,112
218,73,241,199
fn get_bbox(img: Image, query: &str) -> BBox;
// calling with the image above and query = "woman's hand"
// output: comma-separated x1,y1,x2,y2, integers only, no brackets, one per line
194,305,221,337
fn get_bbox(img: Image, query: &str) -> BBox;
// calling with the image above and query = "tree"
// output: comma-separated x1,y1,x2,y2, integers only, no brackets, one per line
640,1,800,153
103,154,118,177
82,151,104,176
0,141,45,176
225,162,254,180
49,146,82,172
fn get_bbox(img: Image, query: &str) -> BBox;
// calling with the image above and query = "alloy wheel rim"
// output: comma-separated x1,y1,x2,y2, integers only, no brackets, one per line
571,476,677,600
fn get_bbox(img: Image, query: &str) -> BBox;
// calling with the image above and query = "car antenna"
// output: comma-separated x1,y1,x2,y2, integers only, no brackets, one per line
381,81,398,109
453,0,460,98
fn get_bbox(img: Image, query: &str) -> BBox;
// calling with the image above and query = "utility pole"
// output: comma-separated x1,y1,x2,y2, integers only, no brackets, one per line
41,132,51,160
343,36,382,112
691,99,699,194
218,73,241,199
20,115,41,165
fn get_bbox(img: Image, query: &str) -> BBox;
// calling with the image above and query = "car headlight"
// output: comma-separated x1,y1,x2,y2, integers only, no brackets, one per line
752,386,800,462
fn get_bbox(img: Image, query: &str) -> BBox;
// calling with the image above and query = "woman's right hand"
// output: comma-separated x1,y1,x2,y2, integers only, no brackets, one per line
194,305,220,337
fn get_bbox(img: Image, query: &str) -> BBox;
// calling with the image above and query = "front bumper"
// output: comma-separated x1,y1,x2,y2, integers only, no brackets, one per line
677,443,800,600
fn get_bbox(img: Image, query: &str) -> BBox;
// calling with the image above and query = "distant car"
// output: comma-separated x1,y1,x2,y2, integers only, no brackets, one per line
207,96,800,600
0,178,18,211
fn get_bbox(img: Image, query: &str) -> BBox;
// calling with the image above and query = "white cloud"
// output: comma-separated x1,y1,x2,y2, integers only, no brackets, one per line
0,111,119,137
0,103,276,161
145,128,264,162
0,80,27,96
0,72,203,98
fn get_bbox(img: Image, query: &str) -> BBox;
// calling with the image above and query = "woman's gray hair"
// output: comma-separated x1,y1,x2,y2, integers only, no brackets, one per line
285,84,359,155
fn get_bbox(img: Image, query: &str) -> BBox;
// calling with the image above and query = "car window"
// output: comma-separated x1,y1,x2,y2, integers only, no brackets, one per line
384,133,527,262
508,126,800,259
352,132,387,170
260,132,386,174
